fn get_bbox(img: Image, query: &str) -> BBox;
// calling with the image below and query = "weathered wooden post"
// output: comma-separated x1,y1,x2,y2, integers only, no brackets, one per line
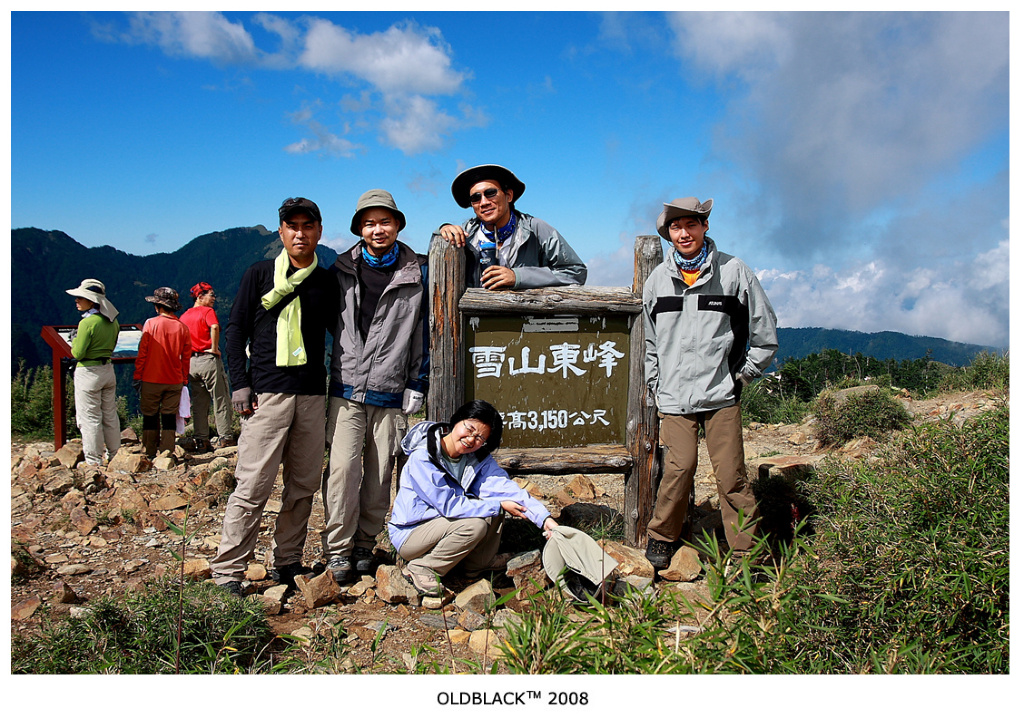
624,235,663,546
427,234,466,423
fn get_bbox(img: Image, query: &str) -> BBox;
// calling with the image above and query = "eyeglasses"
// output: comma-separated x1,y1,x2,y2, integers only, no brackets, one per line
469,187,501,205
460,421,488,444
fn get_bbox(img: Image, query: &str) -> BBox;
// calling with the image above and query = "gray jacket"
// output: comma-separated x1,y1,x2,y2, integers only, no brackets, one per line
329,241,428,407
643,238,778,415
448,210,587,289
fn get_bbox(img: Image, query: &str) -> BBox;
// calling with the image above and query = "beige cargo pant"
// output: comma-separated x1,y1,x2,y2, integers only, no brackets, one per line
188,353,232,441
320,397,407,560
211,392,325,584
648,403,759,551
73,363,121,465
398,514,505,578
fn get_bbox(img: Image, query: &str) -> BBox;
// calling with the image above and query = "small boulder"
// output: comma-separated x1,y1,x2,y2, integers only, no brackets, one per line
52,580,81,604
183,559,212,580
13,595,43,621
374,564,420,605
294,571,340,609
55,442,84,469
598,540,654,578
658,546,702,583
455,578,495,614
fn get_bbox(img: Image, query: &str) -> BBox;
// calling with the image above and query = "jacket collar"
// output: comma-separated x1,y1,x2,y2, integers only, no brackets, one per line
336,240,420,283
467,210,530,265
664,236,717,288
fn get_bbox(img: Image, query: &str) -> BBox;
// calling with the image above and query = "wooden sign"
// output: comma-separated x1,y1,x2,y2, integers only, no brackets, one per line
464,314,630,448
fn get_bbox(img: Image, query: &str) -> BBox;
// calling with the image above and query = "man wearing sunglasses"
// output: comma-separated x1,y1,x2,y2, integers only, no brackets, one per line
437,164,587,291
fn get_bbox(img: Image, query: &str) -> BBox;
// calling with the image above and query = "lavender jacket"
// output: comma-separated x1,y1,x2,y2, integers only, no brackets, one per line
387,421,551,552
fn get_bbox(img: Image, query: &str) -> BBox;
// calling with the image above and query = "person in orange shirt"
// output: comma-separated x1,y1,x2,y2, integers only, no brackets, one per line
134,287,192,457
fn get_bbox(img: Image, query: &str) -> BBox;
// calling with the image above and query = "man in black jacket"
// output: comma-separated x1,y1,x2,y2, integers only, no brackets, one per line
211,197,339,595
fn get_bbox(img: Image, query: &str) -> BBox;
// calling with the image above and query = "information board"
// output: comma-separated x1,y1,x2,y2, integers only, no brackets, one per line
465,315,630,449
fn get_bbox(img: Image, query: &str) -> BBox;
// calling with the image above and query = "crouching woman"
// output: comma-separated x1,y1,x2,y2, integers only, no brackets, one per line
388,400,557,596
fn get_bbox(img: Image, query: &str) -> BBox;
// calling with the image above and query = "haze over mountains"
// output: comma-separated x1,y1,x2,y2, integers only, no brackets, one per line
11,227,1002,373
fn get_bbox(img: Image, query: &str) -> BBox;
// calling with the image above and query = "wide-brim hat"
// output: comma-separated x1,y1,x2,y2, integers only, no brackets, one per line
656,197,713,240
542,526,618,602
451,164,526,209
145,286,182,312
350,189,407,236
66,278,119,322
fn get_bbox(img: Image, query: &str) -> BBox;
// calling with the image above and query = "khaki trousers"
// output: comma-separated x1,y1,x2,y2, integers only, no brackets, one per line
139,382,182,456
211,392,326,583
648,404,759,551
320,397,407,559
398,514,504,578
188,353,232,441
73,364,120,465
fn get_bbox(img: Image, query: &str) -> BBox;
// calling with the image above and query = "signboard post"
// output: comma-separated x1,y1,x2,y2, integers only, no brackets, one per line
40,324,144,450
427,235,668,546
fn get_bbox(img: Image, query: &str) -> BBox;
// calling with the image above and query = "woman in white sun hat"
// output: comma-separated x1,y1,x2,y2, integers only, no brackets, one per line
66,279,121,465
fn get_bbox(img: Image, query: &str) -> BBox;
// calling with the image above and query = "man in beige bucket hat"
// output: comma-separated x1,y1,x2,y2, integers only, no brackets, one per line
320,189,429,585
642,197,779,568
437,164,587,290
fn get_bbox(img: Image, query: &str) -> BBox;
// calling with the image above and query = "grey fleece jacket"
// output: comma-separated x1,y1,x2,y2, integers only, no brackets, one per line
447,210,587,289
643,237,778,415
329,241,428,407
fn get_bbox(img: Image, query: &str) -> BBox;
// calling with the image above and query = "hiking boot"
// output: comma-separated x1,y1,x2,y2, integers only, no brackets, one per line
353,547,375,575
402,567,443,597
645,538,678,570
214,435,236,449
269,563,311,588
217,581,244,597
327,556,353,585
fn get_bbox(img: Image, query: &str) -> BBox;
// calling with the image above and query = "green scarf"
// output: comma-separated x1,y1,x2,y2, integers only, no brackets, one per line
261,250,318,366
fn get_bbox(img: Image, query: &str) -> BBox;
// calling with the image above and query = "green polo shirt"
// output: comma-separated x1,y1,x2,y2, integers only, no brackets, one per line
71,312,120,365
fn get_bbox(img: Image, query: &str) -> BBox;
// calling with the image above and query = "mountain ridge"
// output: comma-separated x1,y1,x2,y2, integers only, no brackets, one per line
10,227,1002,371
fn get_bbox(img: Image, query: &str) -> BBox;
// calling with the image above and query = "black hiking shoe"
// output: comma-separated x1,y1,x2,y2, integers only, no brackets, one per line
217,581,244,597
269,563,311,588
327,556,353,585
645,538,678,570
353,547,376,575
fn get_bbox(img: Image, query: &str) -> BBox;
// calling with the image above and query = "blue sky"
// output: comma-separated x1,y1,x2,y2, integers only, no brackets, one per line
9,10,1011,347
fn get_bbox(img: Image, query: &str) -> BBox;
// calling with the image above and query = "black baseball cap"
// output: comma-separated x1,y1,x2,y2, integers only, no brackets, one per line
278,197,322,224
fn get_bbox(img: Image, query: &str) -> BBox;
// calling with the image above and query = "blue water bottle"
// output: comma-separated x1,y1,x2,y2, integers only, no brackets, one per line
479,241,497,268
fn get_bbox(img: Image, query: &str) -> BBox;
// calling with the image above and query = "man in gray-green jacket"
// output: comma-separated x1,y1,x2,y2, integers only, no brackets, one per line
642,197,778,568
437,164,587,290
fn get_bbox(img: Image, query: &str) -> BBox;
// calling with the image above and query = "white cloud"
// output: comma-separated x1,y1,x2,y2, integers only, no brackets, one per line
379,96,456,154
758,239,1009,347
667,12,1009,261
298,19,464,95
111,12,473,156
319,231,354,253
123,11,259,64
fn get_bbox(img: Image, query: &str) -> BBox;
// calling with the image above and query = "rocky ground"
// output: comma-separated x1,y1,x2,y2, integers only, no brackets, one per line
9,388,1003,672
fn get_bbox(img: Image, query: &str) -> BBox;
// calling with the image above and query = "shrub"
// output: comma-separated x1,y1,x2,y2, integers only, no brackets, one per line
813,387,911,446
790,405,1009,672
741,377,810,425
937,352,1009,393
11,361,58,438
11,577,278,674
496,406,1008,674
